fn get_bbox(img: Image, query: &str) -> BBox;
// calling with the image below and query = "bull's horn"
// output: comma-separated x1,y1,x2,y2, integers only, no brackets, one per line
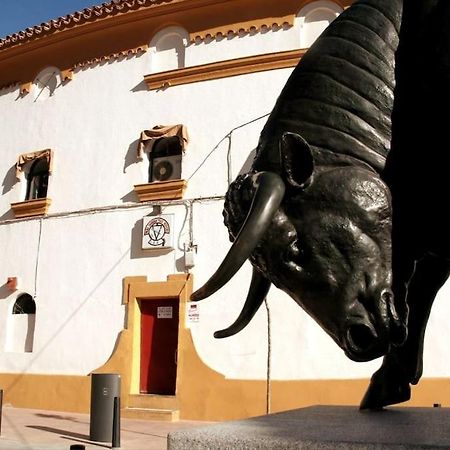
191,171,285,301
214,267,271,338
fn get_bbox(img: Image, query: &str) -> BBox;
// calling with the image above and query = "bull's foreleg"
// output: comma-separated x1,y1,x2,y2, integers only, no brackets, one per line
360,254,450,410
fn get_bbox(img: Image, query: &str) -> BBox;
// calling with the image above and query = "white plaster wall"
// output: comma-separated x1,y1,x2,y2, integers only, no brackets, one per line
1,18,450,384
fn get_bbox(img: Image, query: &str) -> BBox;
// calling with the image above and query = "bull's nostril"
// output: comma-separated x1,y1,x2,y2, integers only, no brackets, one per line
347,324,376,353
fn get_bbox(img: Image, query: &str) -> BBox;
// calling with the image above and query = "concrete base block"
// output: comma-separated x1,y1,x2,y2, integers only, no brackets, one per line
168,405,450,449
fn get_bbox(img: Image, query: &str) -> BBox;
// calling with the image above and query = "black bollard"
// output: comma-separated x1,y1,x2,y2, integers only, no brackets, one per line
112,396,121,449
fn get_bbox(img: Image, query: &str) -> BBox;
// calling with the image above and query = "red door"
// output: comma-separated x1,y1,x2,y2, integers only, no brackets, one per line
140,298,179,395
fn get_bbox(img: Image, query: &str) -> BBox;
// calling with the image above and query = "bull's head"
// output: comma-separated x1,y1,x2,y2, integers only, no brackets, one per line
192,132,405,362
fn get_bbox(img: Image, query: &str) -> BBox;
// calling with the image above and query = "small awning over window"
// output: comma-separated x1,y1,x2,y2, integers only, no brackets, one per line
137,124,188,160
16,149,53,180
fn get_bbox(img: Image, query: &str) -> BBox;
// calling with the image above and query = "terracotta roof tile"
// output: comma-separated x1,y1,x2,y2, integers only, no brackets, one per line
0,0,162,51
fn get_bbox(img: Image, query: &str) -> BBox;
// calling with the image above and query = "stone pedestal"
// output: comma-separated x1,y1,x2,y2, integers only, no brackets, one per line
168,405,450,449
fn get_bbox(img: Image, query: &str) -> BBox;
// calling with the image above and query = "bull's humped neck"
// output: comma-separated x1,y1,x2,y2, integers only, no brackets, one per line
255,0,403,174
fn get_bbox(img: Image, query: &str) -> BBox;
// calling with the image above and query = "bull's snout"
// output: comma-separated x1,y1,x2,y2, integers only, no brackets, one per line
347,323,377,354
344,321,387,361
344,288,404,361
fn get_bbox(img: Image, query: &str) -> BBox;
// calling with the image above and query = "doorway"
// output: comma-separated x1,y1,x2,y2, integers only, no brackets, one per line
140,298,179,395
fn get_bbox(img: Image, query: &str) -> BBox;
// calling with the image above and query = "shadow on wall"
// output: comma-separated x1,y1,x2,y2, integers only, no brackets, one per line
121,189,139,203
2,165,18,195
131,80,148,93
0,284,13,300
0,209,15,221
123,138,140,174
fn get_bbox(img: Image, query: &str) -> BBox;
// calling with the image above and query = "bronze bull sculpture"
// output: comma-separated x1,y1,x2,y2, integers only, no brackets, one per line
191,0,450,410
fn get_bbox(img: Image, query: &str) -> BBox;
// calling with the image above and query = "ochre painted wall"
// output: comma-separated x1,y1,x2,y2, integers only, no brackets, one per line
1,274,449,420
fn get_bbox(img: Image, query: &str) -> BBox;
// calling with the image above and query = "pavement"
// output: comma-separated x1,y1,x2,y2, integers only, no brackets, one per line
0,406,212,450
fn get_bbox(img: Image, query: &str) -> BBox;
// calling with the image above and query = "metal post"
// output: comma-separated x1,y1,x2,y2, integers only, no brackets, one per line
112,396,121,450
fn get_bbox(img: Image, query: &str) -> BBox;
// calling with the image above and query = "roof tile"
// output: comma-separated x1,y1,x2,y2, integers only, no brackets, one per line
0,0,160,51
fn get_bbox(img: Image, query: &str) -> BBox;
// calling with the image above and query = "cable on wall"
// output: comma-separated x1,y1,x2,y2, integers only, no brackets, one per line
33,218,43,299
186,112,269,184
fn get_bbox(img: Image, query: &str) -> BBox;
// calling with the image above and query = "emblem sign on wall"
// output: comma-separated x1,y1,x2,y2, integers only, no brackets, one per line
142,214,174,250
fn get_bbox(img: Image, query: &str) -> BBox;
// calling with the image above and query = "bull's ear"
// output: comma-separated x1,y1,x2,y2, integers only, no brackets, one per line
279,132,314,189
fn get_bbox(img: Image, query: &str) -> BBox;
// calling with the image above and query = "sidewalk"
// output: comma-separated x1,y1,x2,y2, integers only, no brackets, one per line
0,406,212,450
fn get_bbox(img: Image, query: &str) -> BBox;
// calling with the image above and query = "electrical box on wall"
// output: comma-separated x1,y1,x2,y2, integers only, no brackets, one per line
142,214,174,250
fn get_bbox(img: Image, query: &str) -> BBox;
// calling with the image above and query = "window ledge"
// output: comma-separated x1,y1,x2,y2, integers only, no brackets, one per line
134,180,187,202
11,198,52,218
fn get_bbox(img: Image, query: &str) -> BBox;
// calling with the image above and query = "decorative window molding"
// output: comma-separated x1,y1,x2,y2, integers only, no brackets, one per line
149,27,189,73
137,125,188,160
11,198,52,218
297,1,343,48
11,149,53,218
134,180,188,202
144,48,306,90
15,149,53,180
134,124,188,200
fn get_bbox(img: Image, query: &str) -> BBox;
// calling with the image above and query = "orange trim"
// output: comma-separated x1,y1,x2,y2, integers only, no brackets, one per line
10,198,52,218
60,69,74,81
134,180,188,201
0,0,353,87
144,48,306,90
72,45,148,70
189,17,293,42
0,0,353,52
19,81,32,94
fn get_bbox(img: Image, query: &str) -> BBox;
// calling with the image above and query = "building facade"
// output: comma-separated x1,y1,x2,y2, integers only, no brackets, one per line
0,0,449,421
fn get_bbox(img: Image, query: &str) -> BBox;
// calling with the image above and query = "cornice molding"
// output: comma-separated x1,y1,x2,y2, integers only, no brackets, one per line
73,45,148,70
189,18,293,42
0,0,352,87
144,48,306,90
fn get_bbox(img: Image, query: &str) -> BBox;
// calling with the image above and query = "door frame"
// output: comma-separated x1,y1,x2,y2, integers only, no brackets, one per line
128,274,189,396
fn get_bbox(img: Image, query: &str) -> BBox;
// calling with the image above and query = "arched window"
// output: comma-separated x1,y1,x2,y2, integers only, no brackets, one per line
13,293,36,314
297,1,343,48
7,293,36,353
26,157,49,200
149,26,189,73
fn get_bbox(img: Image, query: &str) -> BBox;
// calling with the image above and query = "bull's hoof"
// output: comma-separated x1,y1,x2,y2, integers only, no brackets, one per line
359,366,411,410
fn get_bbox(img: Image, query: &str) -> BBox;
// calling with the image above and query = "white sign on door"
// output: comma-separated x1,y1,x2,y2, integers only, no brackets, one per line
157,306,173,319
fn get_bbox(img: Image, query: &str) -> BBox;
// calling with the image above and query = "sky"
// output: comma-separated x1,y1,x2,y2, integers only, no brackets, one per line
0,0,104,38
